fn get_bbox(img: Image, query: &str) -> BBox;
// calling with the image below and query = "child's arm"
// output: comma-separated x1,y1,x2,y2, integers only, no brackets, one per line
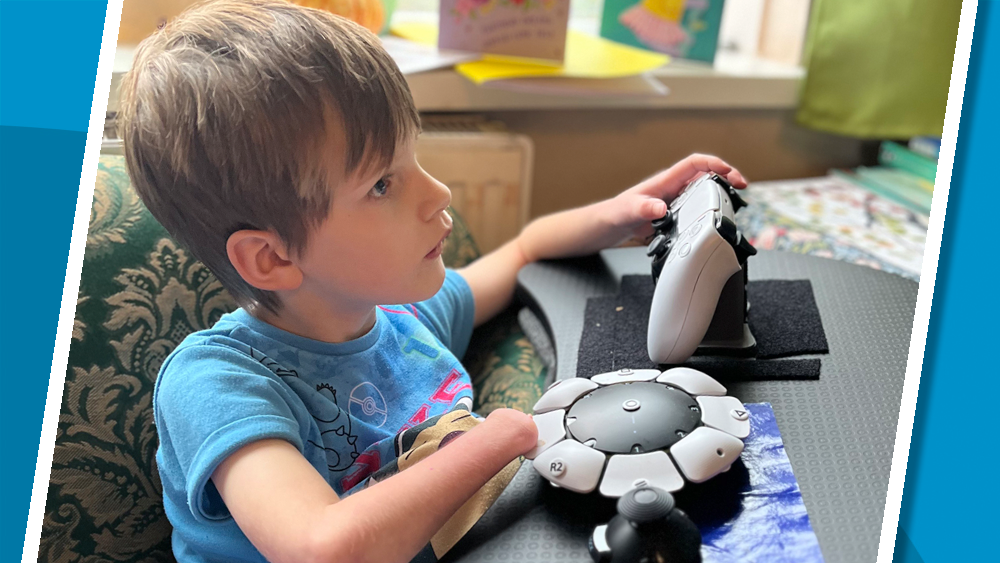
212,408,536,563
458,154,747,326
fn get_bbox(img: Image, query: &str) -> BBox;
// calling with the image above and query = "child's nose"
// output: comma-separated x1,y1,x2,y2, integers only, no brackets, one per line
420,173,452,222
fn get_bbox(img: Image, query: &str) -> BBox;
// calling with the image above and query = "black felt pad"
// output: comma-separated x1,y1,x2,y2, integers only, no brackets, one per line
747,279,829,358
576,275,827,380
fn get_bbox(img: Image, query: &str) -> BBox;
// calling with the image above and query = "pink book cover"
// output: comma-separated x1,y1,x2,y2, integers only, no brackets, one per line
438,0,571,62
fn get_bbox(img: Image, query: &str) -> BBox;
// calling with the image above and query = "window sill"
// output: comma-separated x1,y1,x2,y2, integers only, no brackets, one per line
110,43,802,114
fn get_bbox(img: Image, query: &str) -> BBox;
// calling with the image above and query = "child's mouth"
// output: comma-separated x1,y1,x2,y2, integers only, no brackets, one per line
425,229,451,259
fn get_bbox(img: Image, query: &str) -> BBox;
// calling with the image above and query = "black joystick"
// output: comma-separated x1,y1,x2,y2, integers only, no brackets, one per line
651,212,674,232
589,487,702,563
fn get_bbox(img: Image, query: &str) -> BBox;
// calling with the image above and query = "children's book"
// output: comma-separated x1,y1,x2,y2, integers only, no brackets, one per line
438,0,571,62
600,0,726,63
878,141,938,183
908,136,942,160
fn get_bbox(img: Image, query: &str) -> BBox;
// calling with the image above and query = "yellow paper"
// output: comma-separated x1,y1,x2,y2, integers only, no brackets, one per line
390,22,669,84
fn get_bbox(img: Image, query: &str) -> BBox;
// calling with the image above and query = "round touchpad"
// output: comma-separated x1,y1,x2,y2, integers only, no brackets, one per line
566,382,701,454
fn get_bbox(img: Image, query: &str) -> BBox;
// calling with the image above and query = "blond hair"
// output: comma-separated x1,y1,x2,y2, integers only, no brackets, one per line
118,0,420,312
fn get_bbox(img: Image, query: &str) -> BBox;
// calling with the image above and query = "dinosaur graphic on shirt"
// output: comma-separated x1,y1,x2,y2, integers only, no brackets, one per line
309,383,360,472
247,346,360,472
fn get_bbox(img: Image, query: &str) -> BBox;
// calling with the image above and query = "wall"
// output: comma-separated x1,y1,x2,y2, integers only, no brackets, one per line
477,108,866,219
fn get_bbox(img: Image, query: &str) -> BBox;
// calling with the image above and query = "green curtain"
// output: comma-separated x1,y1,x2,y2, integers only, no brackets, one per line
796,0,962,139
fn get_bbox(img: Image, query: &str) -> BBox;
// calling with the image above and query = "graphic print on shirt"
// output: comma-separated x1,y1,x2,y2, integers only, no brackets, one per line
398,369,474,432
247,346,360,472
349,382,388,428
311,384,360,471
382,304,441,360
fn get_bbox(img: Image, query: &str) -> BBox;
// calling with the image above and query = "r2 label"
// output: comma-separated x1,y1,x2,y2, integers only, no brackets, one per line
548,459,566,477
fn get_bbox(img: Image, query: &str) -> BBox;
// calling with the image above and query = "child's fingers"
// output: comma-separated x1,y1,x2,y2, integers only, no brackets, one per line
635,197,668,221
676,153,733,182
643,154,732,197
726,169,748,189
676,154,748,189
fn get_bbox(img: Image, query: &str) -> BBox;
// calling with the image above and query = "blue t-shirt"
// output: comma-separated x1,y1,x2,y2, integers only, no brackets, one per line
153,270,476,562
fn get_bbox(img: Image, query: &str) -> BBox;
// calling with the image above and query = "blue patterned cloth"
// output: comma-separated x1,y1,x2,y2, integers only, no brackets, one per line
690,403,824,562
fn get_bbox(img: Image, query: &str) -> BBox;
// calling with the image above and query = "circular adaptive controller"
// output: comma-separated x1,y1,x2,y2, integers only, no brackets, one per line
527,367,749,496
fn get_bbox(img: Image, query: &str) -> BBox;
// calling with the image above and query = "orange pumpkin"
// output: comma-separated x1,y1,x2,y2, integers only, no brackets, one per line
292,0,385,34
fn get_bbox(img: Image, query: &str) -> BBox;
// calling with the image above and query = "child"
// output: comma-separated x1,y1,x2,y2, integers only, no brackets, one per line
116,1,746,562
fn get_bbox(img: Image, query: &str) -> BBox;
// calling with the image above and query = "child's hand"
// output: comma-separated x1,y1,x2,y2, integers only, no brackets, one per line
484,408,538,455
605,154,747,244
473,154,746,323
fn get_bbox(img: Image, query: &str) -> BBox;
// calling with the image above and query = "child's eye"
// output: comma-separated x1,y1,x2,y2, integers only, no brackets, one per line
369,176,391,199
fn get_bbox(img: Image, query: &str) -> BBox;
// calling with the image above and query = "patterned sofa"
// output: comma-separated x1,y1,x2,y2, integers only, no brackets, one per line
38,154,547,563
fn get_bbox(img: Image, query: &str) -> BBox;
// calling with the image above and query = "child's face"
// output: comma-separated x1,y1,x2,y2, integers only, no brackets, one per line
294,134,453,310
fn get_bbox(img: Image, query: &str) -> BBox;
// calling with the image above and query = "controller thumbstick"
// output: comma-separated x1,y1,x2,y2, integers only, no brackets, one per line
589,487,702,563
646,234,670,258
652,212,674,233
618,487,675,522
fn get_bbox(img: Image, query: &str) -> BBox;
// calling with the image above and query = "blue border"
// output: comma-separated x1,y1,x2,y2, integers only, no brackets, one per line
895,2,999,562
0,1,107,561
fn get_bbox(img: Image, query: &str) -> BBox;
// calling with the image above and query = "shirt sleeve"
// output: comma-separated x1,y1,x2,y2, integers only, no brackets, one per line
411,269,476,358
154,342,305,522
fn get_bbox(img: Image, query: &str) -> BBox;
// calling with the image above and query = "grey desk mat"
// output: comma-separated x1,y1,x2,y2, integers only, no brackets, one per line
448,248,917,563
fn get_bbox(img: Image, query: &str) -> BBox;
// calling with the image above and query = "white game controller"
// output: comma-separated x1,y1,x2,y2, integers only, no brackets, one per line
526,367,749,497
646,173,757,365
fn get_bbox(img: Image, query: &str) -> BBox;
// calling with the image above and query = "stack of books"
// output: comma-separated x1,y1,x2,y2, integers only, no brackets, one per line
834,138,940,216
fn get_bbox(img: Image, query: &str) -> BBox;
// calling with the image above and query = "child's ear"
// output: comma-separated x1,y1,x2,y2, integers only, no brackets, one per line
226,230,303,292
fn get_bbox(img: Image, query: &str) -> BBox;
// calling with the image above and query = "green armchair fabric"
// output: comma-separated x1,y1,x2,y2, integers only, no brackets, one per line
39,154,546,563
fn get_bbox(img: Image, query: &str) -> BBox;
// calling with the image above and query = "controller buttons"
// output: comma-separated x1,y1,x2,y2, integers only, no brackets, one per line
531,369,746,497
599,451,685,497
591,368,661,385
526,409,568,459
656,367,727,396
533,440,607,493
547,458,567,477
670,427,745,483
690,222,703,237
533,378,599,414
696,396,751,439
678,243,691,258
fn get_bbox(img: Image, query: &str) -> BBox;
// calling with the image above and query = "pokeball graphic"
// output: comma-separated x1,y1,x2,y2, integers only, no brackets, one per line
349,382,388,427
527,367,749,497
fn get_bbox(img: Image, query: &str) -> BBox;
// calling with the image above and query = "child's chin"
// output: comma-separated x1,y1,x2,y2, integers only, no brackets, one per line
407,265,447,302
